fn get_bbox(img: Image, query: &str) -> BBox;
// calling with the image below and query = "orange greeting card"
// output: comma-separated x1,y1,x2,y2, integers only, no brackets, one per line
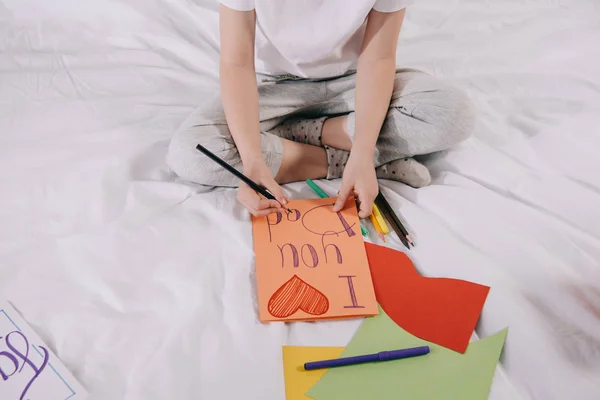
251,197,378,322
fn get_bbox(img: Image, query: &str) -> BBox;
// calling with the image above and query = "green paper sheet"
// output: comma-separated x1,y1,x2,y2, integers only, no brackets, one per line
306,306,508,400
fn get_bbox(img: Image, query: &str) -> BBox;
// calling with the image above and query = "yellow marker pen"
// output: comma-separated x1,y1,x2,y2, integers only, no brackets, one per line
372,204,390,235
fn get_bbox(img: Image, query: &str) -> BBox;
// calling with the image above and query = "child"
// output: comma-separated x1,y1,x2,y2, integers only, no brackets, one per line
167,0,475,218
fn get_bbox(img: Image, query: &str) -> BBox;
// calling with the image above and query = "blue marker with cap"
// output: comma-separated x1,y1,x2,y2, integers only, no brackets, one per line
303,345,430,371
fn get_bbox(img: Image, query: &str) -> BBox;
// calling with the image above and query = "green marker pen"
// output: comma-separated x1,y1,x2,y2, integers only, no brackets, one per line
306,179,329,199
306,179,369,237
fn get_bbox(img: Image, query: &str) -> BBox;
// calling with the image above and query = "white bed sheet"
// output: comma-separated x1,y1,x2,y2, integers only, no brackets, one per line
1,0,599,399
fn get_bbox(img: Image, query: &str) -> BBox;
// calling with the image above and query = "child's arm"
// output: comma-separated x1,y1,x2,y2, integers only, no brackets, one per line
219,5,287,215
219,5,263,168
334,8,405,217
354,8,405,155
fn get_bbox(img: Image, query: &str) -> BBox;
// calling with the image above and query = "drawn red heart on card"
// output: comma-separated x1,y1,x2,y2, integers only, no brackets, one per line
365,243,490,353
268,275,329,319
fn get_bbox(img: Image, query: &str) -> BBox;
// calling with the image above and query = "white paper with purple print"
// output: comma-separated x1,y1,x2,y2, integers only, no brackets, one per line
0,301,88,400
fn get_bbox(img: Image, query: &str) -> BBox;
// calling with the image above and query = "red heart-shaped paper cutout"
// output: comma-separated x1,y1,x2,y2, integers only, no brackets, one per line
365,243,490,353
268,275,329,319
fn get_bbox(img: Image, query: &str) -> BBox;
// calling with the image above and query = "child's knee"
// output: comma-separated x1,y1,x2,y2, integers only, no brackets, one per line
167,124,236,186
395,73,476,145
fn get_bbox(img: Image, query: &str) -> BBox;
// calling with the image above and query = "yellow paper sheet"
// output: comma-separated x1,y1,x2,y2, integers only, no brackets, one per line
282,346,345,400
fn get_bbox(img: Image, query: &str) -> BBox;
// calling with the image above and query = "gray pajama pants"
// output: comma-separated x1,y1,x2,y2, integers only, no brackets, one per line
167,69,475,187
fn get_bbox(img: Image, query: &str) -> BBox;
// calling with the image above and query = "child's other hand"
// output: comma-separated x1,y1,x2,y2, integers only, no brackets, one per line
238,161,288,217
333,152,378,218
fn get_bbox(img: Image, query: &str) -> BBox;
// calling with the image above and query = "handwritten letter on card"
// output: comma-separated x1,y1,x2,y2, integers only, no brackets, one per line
252,197,378,322
0,301,88,400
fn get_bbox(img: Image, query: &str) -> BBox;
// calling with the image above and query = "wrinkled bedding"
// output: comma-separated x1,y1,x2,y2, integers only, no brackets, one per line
1,0,599,399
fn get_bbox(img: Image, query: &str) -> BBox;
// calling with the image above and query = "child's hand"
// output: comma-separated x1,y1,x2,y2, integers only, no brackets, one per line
238,161,288,217
333,151,378,218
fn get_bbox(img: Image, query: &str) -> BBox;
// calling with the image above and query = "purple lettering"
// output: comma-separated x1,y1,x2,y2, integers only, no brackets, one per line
287,209,301,222
339,275,364,308
322,232,343,264
267,211,283,242
335,211,356,238
0,349,19,381
278,243,299,268
4,331,49,400
301,244,319,268
302,204,357,237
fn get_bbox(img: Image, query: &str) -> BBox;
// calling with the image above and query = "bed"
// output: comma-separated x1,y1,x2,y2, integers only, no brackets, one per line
1,0,599,399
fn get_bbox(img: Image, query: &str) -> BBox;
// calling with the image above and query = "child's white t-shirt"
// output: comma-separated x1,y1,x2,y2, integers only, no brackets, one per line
220,0,415,79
